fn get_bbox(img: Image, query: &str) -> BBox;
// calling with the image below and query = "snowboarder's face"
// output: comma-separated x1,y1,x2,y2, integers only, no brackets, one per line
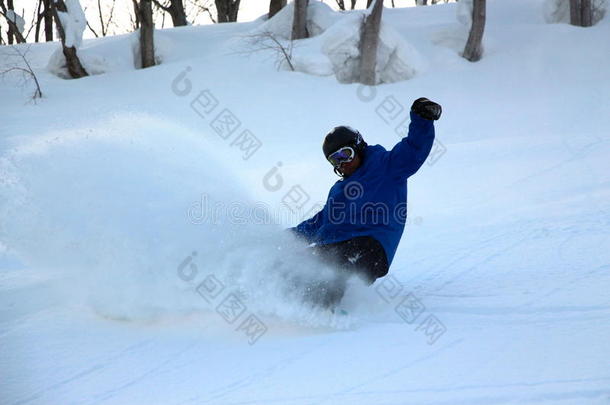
338,154,361,177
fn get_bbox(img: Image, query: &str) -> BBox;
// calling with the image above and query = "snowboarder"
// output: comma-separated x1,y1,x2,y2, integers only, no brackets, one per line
290,97,442,308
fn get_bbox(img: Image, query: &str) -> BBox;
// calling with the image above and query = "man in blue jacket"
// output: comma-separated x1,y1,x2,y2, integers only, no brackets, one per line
291,97,442,308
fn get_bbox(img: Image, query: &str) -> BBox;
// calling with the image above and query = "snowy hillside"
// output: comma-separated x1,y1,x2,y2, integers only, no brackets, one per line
1,0,610,404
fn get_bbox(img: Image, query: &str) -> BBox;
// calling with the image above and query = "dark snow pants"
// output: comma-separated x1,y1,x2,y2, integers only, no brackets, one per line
304,236,389,308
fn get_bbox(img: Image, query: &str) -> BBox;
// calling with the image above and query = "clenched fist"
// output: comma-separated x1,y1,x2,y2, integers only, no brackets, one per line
411,97,442,121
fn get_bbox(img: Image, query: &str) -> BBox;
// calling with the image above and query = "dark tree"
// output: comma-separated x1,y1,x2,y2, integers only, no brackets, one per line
269,0,286,19
215,0,241,23
51,0,88,78
152,0,187,26
43,0,53,41
33,0,53,42
6,0,14,44
131,0,140,28
570,0,593,27
463,0,486,62
134,0,155,68
359,0,383,85
0,0,26,44
581,0,592,26
34,0,42,42
291,0,308,40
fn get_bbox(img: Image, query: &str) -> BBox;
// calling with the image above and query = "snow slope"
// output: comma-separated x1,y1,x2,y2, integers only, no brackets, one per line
1,0,610,404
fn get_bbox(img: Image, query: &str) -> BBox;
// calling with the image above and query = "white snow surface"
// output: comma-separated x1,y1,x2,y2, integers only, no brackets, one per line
1,0,610,404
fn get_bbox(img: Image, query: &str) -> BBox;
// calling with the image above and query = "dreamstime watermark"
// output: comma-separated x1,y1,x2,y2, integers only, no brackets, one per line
171,66,263,160
356,85,447,166
170,66,321,226
375,274,447,345
170,67,426,231
177,251,268,345
187,190,424,227
261,161,319,218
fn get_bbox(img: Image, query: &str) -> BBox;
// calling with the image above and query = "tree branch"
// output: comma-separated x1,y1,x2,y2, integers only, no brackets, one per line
0,7,27,43
240,31,295,71
151,0,171,12
86,19,99,37
1,46,43,99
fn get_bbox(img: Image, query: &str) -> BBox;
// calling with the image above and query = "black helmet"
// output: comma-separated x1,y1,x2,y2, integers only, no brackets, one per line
322,126,367,159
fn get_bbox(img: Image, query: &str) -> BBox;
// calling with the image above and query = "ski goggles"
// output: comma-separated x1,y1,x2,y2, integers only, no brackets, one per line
327,146,355,168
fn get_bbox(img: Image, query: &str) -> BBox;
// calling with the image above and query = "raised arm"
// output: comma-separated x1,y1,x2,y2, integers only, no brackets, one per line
388,98,441,180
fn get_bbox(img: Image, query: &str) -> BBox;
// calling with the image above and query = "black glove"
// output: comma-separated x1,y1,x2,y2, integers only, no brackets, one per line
411,97,442,121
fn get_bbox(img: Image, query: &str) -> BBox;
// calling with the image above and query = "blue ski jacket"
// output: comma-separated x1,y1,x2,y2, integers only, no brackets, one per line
291,112,436,266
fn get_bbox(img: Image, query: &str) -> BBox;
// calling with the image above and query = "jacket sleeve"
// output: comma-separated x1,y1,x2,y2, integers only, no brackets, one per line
290,209,324,241
387,111,436,180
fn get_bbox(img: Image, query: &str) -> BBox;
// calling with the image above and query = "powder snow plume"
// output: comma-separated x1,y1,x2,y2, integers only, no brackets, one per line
0,112,360,327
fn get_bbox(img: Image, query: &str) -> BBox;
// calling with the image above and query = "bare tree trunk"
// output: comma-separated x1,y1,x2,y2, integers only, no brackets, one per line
163,0,188,27
581,0,592,26
335,0,346,11
34,0,43,42
215,0,241,23
153,0,187,26
351,0,357,9
131,0,140,29
0,1,4,44
569,0,596,27
463,0,486,62
7,0,14,44
366,0,373,7
168,0,187,26
43,0,53,41
569,0,581,25
268,0,286,19
135,0,155,68
291,0,308,40
359,0,383,85
51,0,88,78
